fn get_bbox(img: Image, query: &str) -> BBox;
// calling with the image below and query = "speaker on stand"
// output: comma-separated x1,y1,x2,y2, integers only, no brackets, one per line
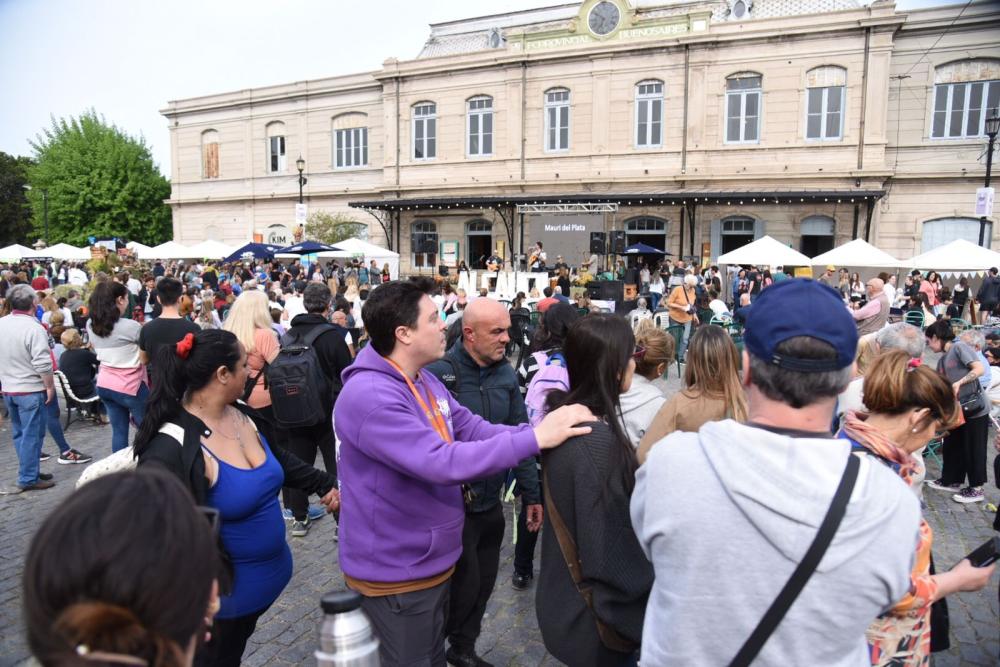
610,230,627,255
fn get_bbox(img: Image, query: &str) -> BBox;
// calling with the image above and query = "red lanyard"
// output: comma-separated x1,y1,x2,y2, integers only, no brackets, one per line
384,357,452,443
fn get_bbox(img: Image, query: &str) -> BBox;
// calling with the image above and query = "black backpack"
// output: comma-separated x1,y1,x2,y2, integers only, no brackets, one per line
268,324,335,428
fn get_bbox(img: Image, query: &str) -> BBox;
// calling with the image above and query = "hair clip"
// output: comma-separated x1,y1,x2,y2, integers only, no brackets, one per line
175,333,195,360
907,357,922,371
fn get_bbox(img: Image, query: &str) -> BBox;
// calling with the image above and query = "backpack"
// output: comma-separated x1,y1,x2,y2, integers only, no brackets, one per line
524,351,568,426
268,324,335,428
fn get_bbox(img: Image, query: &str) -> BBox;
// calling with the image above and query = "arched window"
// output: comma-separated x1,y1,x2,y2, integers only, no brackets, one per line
711,215,763,259
725,73,762,143
625,216,668,251
800,215,836,257
932,60,1000,138
635,80,664,148
412,220,438,268
412,102,436,160
266,121,286,173
922,217,992,253
544,88,570,152
467,96,494,157
201,129,219,179
805,67,846,140
332,113,368,169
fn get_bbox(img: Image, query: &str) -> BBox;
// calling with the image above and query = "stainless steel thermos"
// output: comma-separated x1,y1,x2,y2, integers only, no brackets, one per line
315,590,380,667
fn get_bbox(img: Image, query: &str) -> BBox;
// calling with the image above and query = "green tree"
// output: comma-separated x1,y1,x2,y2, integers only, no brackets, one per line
28,110,172,246
305,210,366,245
0,152,35,246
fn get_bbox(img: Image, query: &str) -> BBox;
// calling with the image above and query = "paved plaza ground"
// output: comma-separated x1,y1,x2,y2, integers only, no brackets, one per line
1,364,998,666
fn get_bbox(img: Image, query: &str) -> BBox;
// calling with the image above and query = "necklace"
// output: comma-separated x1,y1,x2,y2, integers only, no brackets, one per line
191,405,247,450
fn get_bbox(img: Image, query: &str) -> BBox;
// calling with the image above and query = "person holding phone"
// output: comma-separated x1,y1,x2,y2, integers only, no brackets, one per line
839,350,994,665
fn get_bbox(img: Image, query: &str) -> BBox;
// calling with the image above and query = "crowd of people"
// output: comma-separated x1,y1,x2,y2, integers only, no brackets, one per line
1,251,999,667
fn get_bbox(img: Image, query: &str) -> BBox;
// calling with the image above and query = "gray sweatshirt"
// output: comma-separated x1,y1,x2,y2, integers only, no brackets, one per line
630,420,919,666
0,313,53,393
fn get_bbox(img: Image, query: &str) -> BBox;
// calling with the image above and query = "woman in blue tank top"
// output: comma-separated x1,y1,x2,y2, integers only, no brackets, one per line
134,329,340,667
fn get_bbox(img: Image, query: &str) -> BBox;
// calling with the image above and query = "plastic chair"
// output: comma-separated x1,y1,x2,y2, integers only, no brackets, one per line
923,438,943,468
903,310,925,329
530,311,542,326
577,307,590,317
54,370,101,431
665,325,685,378
950,318,971,333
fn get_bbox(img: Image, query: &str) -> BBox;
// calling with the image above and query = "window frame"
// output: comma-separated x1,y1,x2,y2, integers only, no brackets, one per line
412,102,437,161
805,85,846,141
543,88,571,153
268,135,286,173
634,80,664,149
724,74,762,145
201,130,220,180
921,217,992,253
333,126,369,170
466,96,495,158
930,79,1000,140
411,220,438,269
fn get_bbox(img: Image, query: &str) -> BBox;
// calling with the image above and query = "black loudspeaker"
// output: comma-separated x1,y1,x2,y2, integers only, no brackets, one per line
610,230,627,254
589,232,606,254
596,280,623,302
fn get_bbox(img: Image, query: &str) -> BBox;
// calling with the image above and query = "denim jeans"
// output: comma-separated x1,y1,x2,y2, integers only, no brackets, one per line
649,292,662,311
44,397,72,454
669,317,693,361
4,392,47,486
97,384,148,452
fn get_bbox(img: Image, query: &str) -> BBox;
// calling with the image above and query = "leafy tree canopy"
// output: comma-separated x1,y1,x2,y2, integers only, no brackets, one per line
305,210,366,245
0,151,34,246
28,110,172,246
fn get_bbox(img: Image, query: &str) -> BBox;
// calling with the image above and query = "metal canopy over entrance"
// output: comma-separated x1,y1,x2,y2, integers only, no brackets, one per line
348,189,885,264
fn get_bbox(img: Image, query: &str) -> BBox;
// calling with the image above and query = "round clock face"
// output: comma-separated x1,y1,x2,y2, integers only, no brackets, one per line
588,1,621,36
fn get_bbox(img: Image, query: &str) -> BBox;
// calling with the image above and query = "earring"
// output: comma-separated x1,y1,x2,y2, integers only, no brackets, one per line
912,427,918,433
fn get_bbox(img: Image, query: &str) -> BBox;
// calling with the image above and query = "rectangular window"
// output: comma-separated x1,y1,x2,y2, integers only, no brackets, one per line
467,97,493,157
334,128,368,169
203,143,219,179
635,82,663,148
931,80,1000,139
413,104,436,160
806,86,845,140
544,90,570,152
725,76,762,144
268,136,286,173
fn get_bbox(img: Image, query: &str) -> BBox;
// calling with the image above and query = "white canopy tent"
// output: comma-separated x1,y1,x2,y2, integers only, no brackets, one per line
717,235,812,267
126,241,152,255
41,243,92,261
316,237,400,279
0,243,35,260
810,239,901,269
186,239,237,259
903,239,1000,273
139,241,193,260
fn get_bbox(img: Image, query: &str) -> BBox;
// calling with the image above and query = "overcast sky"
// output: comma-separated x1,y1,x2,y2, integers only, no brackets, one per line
0,0,953,176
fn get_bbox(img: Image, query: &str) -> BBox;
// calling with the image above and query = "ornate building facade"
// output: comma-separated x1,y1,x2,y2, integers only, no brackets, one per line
162,0,999,272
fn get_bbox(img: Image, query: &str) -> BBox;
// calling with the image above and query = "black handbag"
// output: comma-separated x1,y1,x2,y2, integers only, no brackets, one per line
958,383,986,416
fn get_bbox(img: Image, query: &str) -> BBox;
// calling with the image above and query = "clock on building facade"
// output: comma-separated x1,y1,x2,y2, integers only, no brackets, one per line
588,1,621,36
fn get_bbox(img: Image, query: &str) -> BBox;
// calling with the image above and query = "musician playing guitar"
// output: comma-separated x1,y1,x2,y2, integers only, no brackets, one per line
528,241,547,271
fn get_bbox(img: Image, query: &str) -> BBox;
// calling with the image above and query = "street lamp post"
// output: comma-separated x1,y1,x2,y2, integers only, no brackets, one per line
296,155,307,204
979,113,1000,247
22,184,48,245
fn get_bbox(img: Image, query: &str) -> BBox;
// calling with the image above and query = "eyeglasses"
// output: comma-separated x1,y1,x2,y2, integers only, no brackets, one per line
632,346,646,360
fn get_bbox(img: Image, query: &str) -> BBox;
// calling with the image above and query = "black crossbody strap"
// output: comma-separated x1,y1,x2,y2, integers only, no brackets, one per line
729,453,860,667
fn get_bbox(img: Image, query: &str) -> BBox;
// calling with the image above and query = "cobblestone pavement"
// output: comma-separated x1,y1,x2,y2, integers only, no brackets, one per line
2,374,998,666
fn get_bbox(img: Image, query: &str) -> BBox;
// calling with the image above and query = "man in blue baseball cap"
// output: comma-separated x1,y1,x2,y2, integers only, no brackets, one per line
630,278,921,666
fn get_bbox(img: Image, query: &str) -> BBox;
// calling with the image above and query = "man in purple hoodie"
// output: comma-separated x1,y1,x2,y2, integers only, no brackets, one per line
334,279,592,666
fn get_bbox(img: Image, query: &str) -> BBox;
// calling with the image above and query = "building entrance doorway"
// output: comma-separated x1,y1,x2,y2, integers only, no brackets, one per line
721,217,755,254
466,220,493,268
800,215,836,257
